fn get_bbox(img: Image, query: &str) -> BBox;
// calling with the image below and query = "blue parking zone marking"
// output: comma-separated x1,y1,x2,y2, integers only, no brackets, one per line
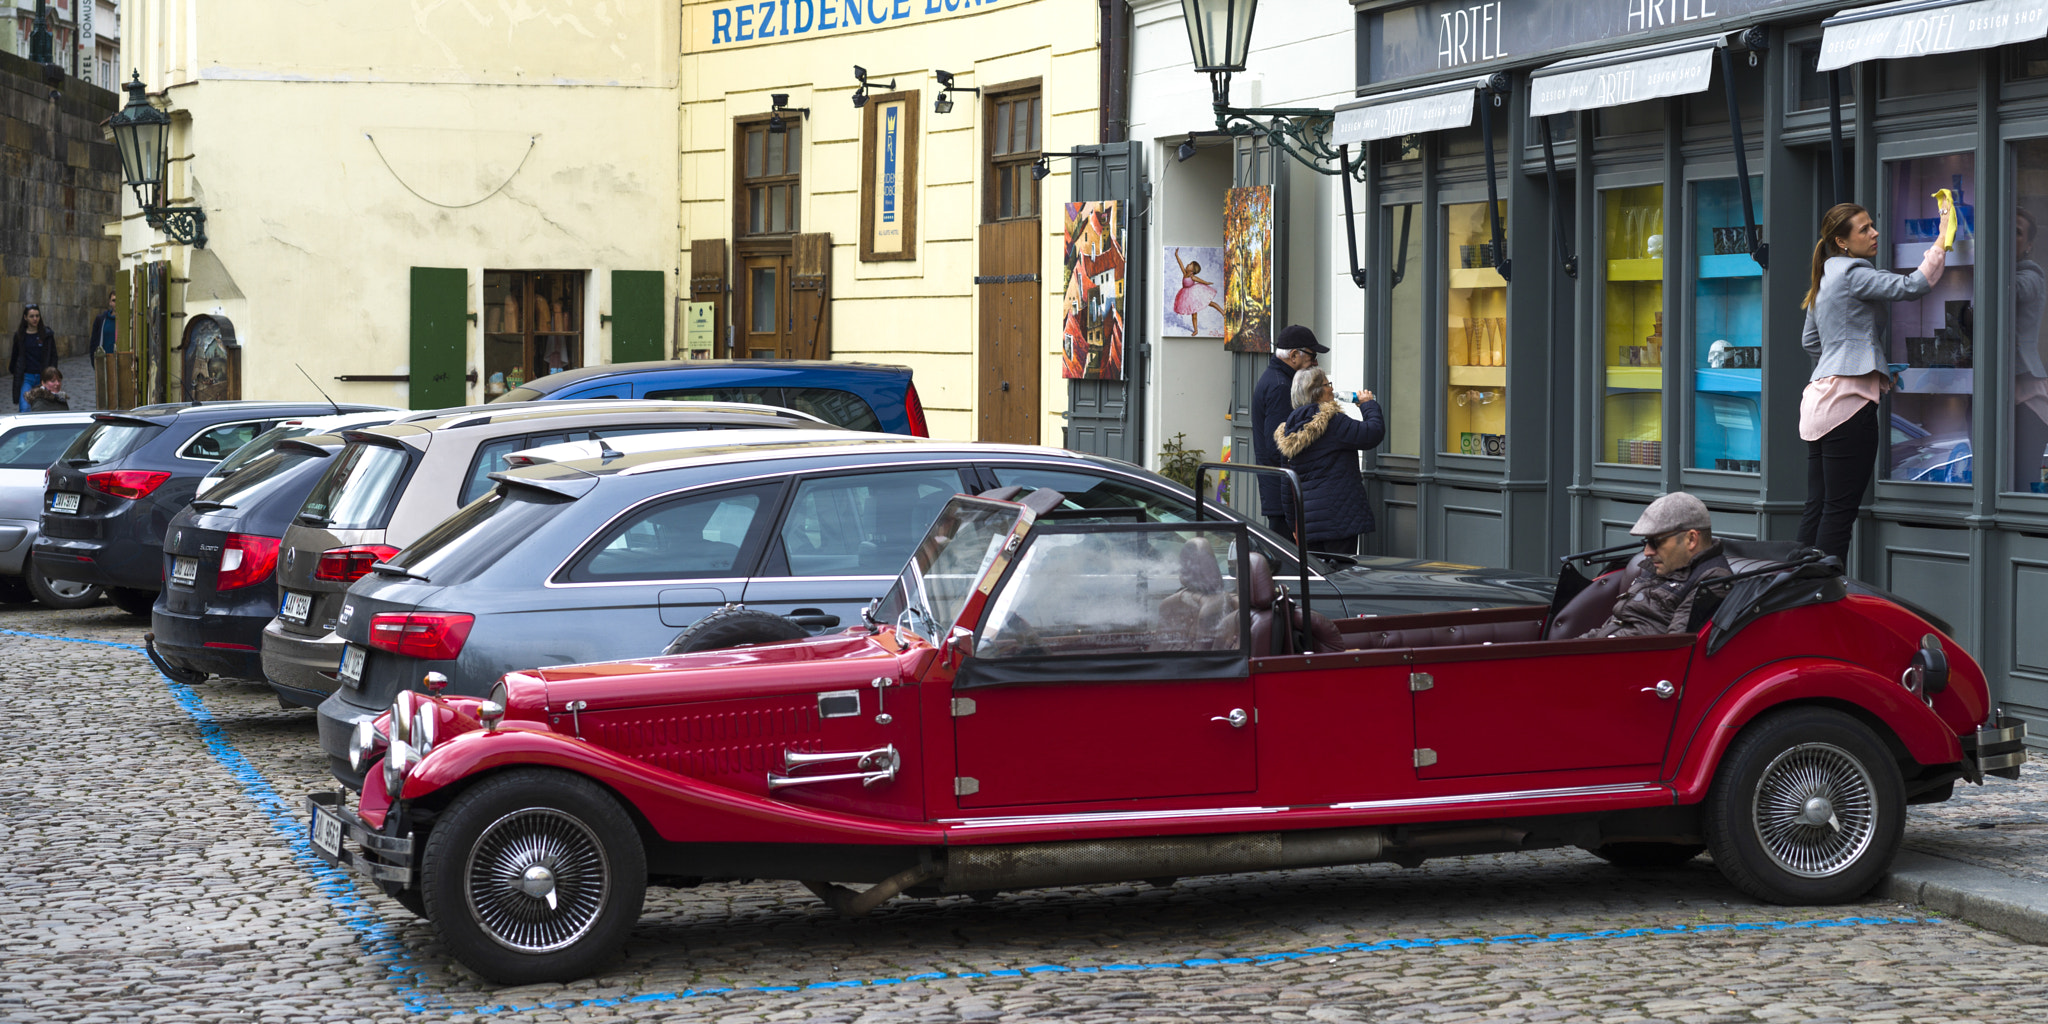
7,628,1945,1017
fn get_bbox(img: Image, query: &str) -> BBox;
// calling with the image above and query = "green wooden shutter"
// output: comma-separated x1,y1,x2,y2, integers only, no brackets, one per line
409,267,468,410
610,270,665,363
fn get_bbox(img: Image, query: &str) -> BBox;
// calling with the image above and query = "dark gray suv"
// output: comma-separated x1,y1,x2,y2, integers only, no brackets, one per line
316,432,1554,788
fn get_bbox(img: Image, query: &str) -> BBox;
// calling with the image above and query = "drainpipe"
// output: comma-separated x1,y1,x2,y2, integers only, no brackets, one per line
1100,0,1130,143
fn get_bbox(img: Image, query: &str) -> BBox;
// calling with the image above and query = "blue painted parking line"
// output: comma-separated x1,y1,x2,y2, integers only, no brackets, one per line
7,628,1946,1018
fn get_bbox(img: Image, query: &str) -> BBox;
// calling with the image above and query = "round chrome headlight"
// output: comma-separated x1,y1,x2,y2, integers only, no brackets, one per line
348,718,387,773
480,679,509,731
382,739,417,797
390,690,419,748
411,704,437,756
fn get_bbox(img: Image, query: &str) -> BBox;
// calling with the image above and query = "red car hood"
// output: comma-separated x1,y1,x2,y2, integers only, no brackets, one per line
528,629,931,713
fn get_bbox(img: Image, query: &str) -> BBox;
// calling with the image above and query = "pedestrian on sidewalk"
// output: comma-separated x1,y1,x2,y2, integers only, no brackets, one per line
89,291,117,376
10,304,57,413
25,365,70,412
1253,325,1327,537
1797,203,1946,563
1272,364,1384,556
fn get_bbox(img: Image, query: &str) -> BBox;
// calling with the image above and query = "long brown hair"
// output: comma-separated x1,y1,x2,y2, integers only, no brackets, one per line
1803,203,1869,310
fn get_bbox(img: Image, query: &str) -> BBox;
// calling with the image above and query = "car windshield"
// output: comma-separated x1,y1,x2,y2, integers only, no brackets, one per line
61,420,158,466
299,441,411,530
203,448,323,507
872,498,1026,643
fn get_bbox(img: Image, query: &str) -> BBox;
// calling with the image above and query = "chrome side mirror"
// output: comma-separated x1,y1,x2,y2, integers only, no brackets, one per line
944,626,975,668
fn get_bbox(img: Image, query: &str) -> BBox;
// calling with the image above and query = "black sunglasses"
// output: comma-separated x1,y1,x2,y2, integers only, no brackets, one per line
1641,530,1685,549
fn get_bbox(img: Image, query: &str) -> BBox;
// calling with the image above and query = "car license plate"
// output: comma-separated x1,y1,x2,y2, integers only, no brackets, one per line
339,644,365,687
310,806,343,860
171,556,199,586
281,591,312,625
50,492,80,514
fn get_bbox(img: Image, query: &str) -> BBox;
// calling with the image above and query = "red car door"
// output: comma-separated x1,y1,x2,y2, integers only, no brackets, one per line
949,523,1258,809
1409,634,1695,781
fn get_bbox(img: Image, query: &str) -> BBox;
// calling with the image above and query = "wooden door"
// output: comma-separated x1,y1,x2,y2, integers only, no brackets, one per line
739,253,793,359
977,220,1040,443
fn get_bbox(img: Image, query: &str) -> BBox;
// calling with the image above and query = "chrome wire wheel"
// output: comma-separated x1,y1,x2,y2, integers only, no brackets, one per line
465,807,612,954
1749,741,1877,878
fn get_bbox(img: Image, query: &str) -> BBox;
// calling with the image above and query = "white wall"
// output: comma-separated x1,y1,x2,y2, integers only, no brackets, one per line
1127,0,1358,470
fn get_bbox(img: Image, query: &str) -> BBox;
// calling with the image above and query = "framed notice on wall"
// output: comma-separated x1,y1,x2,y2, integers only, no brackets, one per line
861,91,919,262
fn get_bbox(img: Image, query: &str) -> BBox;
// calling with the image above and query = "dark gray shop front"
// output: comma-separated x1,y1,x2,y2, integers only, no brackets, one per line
1350,0,2048,743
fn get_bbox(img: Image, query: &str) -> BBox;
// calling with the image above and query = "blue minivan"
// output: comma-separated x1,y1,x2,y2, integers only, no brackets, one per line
496,359,928,436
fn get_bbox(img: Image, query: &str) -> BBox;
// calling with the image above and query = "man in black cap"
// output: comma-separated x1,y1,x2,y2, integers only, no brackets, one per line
1253,324,1328,537
1580,492,1733,639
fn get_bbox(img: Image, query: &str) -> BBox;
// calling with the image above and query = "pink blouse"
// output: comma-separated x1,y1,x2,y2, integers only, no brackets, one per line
1798,371,1887,442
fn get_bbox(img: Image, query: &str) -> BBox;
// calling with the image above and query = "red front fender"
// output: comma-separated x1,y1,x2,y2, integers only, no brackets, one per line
396,725,944,846
1668,657,1964,803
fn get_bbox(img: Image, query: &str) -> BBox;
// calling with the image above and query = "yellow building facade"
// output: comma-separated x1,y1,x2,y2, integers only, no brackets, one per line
114,0,681,409
679,0,1101,441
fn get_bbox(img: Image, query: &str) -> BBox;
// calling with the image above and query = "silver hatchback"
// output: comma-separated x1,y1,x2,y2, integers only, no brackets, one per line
0,411,99,607
260,400,826,707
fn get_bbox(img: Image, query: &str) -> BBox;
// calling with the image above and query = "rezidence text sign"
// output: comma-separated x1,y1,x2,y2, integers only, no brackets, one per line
696,0,1006,49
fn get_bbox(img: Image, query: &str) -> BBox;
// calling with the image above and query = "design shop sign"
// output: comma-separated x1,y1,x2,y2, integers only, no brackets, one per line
1366,0,1802,83
696,0,1006,48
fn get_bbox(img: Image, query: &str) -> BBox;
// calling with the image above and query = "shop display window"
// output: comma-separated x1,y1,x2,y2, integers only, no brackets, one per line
2009,140,2048,493
1386,203,1423,456
1443,201,1506,457
1601,185,1665,467
483,270,585,397
1885,155,1976,485
1691,177,1764,472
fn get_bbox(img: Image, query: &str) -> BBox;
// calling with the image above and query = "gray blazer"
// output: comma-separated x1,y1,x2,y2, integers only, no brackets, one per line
1801,255,1930,381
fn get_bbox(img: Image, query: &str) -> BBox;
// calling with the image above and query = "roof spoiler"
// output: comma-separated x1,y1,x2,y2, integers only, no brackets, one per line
339,428,412,450
276,437,344,457
92,412,166,428
487,468,599,500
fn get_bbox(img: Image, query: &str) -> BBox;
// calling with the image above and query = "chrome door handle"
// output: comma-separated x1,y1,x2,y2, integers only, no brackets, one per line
1211,708,1249,728
1641,680,1675,699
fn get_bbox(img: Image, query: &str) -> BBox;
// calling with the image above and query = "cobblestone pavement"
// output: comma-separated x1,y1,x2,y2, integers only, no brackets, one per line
7,601,2048,1023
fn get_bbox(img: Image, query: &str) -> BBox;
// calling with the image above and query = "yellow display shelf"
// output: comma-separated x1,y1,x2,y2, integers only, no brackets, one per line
1607,258,1663,281
1604,366,1663,389
1448,364,1507,387
1448,267,1507,290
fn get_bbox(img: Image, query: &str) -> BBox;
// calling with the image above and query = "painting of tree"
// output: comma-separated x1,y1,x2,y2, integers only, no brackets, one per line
1223,186,1273,353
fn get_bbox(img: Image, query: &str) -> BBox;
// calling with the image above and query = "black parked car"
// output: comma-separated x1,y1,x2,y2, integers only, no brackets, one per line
34,401,390,615
317,432,1554,788
149,432,357,684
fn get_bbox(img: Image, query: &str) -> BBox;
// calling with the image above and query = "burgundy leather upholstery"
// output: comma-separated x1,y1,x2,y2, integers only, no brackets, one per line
1158,537,1240,650
1340,618,1545,650
1246,552,1343,656
1543,551,1649,640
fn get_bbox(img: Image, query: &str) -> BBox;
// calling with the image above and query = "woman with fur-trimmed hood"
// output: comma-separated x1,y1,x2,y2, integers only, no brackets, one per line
1272,365,1385,555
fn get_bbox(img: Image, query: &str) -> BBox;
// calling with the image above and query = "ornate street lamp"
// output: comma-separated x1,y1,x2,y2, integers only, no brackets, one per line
1178,0,1353,180
109,71,206,247
28,0,54,65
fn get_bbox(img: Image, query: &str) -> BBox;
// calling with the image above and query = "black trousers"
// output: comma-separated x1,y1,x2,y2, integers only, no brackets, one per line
1308,534,1359,556
1797,401,1879,563
1267,515,1292,537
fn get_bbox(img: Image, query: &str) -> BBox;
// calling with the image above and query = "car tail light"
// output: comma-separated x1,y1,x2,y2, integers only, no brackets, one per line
86,470,171,500
217,533,282,590
316,545,403,583
904,382,929,437
367,612,476,661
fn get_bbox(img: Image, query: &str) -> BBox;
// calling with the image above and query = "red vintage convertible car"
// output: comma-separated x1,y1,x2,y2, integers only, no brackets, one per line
307,490,2028,983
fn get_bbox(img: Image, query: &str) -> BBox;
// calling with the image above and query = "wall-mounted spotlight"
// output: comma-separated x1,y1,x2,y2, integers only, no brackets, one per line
933,70,979,114
768,93,809,135
1176,132,1199,162
852,66,895,109
1031,151,1075,182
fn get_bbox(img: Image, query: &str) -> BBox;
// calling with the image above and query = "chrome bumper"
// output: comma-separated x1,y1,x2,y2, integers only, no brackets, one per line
305,790,414,884
1964,716,2029,781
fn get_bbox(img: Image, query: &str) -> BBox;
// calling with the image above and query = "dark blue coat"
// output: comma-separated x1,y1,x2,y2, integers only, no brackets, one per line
1250,356,1297,520
1273,399,1385,543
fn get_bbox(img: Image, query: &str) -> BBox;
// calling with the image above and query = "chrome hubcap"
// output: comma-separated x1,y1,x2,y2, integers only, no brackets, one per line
1751,741,1876,877
465,808,609,953
42,576,95,599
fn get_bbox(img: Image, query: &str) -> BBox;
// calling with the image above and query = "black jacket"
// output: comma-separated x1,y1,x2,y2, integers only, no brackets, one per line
1273,399,1386,543
10,326,56,376
1251,356,1297,519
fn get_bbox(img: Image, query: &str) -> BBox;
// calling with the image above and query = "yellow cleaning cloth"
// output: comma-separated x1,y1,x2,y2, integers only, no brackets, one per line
1933,189,1959,252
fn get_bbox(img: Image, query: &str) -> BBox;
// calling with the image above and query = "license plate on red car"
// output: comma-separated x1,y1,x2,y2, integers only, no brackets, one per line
310,806,343,859
339,644,365,687
50,492,80,514
280,591,312,625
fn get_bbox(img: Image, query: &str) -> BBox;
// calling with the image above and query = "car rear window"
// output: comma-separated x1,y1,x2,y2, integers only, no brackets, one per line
205,449,323,507
389,486,571,585
300,441,412,530
208,424,314,480
60,420,160,466
0,423,90,469
781,388,881,431
180,420,270,462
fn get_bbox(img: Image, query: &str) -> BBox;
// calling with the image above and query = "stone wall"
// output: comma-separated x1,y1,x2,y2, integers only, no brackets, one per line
1,48,118,366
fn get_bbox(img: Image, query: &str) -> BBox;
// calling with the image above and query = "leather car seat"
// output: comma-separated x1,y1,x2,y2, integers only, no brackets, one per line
1246,552,1343,657
1543,551,1649,640
1157,536,1239,650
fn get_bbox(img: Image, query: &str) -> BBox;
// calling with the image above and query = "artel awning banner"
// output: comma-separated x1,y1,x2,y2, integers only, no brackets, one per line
1818,0,2048,71
1332,76,1494,144
1528,34,1726,117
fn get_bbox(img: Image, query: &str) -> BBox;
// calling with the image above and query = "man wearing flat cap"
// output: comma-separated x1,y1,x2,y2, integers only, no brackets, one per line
1580,492,1734,639
1253,325,1329,536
